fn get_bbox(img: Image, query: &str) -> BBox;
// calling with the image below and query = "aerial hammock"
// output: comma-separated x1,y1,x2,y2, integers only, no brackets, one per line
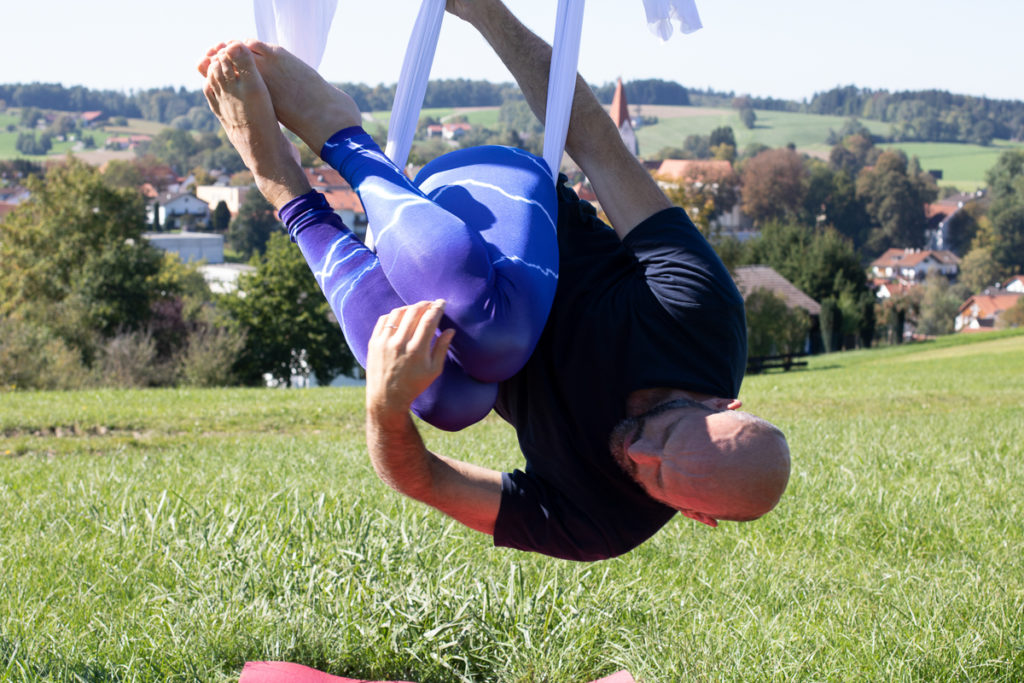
251,0,703,431
253,0,702,179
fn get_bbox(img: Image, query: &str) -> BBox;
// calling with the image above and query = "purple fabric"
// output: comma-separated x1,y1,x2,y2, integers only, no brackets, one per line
281,128,558,430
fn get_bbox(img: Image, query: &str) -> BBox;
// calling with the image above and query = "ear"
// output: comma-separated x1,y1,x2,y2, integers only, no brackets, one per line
702,397,741,411
680,510,718,527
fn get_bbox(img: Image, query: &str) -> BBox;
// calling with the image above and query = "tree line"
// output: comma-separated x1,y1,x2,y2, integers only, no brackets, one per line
5,79,1022,146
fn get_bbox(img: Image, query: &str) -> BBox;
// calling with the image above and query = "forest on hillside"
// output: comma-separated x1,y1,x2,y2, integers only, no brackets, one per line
2,79,1022,146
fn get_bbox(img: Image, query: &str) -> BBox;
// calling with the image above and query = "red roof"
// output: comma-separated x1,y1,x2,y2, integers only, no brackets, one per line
303,166,349,189
871,248,961,269
656,159,734,184
322,187,364,215
958,293,1023,317
0,201,16,221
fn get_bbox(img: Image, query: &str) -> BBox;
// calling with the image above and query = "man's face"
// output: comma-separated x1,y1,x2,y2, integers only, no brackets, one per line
609,397,726,525
608,396,789,528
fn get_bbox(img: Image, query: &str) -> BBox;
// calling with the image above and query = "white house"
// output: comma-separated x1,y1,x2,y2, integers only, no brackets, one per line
870,248,960,282
149,192,211,228
196,185,249,214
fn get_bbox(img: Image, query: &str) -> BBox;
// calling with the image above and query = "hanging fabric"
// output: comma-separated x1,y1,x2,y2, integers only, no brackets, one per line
641,0,702,41
253,0,339,69
541,0,586,178
384,0,447,171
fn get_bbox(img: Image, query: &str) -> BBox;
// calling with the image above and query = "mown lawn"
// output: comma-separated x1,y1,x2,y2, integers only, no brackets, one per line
1,331,1023,681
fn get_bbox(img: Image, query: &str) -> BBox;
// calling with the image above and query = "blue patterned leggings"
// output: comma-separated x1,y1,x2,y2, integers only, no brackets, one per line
279,127,558,431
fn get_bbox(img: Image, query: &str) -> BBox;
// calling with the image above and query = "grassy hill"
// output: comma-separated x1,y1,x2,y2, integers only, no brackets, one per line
3,103,1020,191
2,330,1022,680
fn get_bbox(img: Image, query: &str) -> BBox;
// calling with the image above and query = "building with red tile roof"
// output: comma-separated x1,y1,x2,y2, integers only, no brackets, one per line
955,292,1023,332
870,248,960,282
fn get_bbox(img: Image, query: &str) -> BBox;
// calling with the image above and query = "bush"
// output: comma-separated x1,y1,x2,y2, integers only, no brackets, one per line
745,289,811,357
178,324,246,387
0,316,90,391
94,331,167,388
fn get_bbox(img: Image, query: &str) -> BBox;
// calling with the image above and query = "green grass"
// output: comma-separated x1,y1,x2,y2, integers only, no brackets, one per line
2,330,1022,681
633,107,890,157
880,140,1024,191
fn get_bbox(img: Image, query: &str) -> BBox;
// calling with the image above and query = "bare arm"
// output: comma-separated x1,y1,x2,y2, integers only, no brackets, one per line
448,0,671,239
365,300,502,535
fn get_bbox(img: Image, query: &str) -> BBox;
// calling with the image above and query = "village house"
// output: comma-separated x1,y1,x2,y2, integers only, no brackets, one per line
732,265,822,354
148,191,210,229
955,289,1023,332
655,158,751,236
1004,274,1024,293
300,166,369,240
105,134,152,151
870,248,961,283
196,184,249,215
924,190,986,250
426,122,473,140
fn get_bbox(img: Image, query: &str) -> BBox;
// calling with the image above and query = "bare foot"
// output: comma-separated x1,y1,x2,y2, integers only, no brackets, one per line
202,41,310,209
196,42,228,77
244,39,362,156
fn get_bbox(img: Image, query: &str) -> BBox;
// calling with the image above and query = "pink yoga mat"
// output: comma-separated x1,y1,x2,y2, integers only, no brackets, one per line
239,661,637,683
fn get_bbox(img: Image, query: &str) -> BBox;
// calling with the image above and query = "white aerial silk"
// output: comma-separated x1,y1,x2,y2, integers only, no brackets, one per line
641,0,702,40
253,0,338,69
541,0,586,178
385,0,447,172
250,0,702,176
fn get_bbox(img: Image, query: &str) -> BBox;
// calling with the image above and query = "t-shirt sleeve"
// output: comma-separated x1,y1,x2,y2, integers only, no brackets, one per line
624,207,744,314
493,471,640,562
622,207,747,399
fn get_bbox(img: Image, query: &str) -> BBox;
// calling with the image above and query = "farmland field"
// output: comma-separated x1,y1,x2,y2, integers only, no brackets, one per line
2,330,1022,681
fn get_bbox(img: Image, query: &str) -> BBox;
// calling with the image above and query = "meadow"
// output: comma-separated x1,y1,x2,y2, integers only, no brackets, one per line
1,331,1022,681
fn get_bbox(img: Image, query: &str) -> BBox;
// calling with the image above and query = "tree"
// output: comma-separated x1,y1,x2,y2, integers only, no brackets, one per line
211,200,231,232
0,159,168,359
996,297,1024,329
740,148,808,226
224,232,355,386
744,289,811,357
916,271,966,336
856,149,937,253
985,150,1024,273
802,160,871,249
958,246,1005,293
733,97,756,129
228,189,281,259
709,126,736,149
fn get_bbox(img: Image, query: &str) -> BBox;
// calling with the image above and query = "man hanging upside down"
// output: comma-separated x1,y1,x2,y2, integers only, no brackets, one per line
198,0,790,562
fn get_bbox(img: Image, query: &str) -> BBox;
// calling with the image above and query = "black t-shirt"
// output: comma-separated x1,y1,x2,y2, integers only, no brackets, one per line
492,180,747,561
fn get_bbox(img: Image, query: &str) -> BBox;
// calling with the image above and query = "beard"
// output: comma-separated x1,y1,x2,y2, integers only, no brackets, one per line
608,397,710,479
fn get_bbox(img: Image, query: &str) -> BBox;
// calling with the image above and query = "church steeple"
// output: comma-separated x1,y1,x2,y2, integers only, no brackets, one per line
610,77,638,156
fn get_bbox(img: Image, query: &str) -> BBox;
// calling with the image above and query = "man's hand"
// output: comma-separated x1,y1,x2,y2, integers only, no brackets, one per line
366,299,455,419
363,299,503,537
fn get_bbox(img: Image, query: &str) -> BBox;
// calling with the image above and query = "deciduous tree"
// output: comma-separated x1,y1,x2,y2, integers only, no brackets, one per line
224,232,355,386
856,149,937,253
741,148,808,226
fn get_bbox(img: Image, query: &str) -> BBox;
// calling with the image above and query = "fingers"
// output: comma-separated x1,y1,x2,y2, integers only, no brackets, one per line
373,300,451,357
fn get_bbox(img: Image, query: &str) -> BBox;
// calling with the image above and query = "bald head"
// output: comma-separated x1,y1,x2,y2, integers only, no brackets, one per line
610,401,790,527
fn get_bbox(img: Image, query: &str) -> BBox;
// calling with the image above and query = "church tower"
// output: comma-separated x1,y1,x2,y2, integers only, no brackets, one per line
610,77,638,156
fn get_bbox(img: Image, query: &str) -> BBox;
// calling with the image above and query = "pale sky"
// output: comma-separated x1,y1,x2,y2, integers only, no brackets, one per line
1,0,1020,103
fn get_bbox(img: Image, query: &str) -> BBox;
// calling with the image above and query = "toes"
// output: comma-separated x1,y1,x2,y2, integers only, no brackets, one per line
243,38,271,55
223,41,258,75
197,42,229,77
